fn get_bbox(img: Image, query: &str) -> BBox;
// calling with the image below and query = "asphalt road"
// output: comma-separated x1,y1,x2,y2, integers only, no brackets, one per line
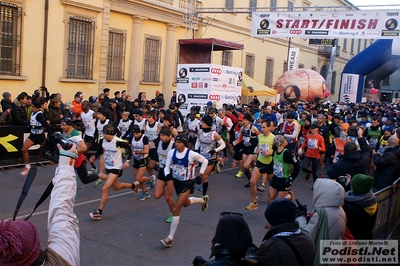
1,160,318,266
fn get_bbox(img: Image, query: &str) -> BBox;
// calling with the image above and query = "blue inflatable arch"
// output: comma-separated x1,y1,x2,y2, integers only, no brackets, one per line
339,39,400,102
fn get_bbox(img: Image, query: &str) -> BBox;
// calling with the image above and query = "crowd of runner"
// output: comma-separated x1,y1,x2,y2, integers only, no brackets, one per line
1,87,400,258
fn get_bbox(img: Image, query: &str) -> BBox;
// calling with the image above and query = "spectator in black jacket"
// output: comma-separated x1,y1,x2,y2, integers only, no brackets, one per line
327,127,373,190
245,198,315,266
1,92,13,111
32,86,50,102
343,174,377,240
11,93,29,126
193,212,257,266
155,90,165,109
373,135,400,191
170,91,176,104
102,88,111,108
107,98,121,124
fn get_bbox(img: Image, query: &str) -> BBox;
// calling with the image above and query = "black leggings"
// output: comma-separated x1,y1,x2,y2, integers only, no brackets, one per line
75,161,98,184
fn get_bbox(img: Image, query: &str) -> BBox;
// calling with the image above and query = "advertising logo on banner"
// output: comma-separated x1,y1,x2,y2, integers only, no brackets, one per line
251,10,400,39
177,64,242,115
339,73,359,103
288,48,299,71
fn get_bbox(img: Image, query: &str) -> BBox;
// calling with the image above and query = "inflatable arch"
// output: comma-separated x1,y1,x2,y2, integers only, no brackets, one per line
339,39,400,103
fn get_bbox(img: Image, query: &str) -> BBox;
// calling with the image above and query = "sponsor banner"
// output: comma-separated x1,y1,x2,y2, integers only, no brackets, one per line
392,39,400,55
339,73,359,103
325,46,337,87
288,48,299,71
251,10,400,39
0,126,55,160
320,240,398,264
177,64,242,115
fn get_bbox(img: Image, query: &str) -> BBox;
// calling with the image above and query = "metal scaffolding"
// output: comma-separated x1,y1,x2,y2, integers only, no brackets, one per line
194,4,400,14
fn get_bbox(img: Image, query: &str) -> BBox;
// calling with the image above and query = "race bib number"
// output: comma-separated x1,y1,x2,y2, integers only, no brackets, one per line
273,161,283,178
259,144,269,156
243,136,251,146
200,146,212,159
159,154,167,168
370,138,378,148
307,139,318,149
172,164,187,181
104,151,116,167
285,137,293,143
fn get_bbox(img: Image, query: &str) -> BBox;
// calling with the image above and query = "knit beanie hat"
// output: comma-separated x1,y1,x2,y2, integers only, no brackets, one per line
351,174,374,194
243,113,253,122
159,126,171,137
2,92,11,100
0,219,41,266
175,134,188,147
202,115,213,127
265,198,297,226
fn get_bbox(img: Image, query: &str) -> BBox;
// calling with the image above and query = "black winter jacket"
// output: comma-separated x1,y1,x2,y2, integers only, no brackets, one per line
327,137,372,180
373,146,400,191
254,221,315,266
193,244,257,266
11,101,28,125
343,191,377,239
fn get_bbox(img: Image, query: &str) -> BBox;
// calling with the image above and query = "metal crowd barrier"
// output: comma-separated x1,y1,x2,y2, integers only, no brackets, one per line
372,177,400,239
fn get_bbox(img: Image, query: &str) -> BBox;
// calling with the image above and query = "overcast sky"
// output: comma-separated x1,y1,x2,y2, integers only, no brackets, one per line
349,0,400,7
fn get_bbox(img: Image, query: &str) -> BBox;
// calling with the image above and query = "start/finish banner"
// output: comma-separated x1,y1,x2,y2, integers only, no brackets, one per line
176,64,242,115
251,10,400,39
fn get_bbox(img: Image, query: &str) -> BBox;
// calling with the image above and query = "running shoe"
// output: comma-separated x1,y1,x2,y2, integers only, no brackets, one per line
87,168,97,175
202,195,209,211
236,171,243,178
89,210,102,220
150,176,156,189
166,213,173,223
198,184,203,191
131,181,140,194
257,185,266,192
214,163,221,174
245,202,258,211
160,237,173,248
93,179,102,188
20,167,30,176
244,182,250,188
305,171,312,181
138,191,150,201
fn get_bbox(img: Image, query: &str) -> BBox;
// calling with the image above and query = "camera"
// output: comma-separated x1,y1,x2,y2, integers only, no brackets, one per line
348,126,358,137
337,175,351,187
42,132,74,163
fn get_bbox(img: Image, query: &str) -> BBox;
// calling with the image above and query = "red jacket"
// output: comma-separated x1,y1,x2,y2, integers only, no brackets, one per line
301,133,325,159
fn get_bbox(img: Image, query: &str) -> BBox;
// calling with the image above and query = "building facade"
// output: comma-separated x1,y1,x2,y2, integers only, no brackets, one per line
0,0,389,104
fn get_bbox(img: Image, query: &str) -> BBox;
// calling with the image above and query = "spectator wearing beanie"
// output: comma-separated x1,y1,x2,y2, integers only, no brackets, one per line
0,144,80,265
193,213,257,266
343,174,377,240
1,92,12,111
373,135,400,191
89,95,102,112
248,198,315,266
